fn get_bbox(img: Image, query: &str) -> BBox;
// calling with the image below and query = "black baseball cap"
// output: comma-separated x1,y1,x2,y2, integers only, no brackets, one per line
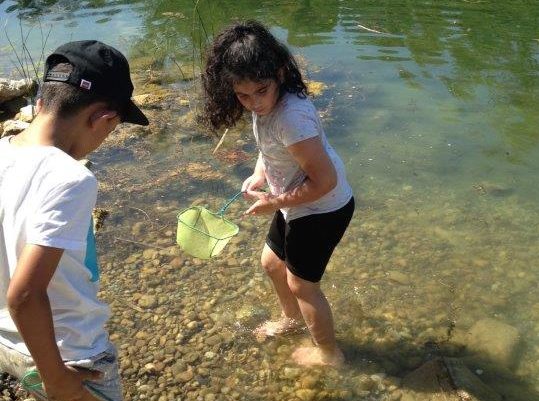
43,40,149,126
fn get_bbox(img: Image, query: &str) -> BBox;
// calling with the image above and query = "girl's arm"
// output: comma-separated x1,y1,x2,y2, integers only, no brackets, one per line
242,152,266,193
253,152,265,178
245,137,337,214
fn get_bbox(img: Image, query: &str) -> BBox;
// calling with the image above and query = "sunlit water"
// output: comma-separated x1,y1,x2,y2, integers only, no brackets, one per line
1,1,539,400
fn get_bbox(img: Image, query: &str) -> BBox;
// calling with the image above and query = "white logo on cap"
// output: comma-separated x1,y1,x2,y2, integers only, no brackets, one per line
80,79,92,90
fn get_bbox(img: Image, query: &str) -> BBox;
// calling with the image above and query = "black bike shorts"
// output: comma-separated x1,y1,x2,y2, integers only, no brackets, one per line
265,197,354,283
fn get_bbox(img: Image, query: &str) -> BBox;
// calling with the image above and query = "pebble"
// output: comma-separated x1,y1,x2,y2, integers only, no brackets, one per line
176,369,194,383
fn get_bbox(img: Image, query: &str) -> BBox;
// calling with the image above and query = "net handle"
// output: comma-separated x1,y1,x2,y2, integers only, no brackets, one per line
217,190,244,216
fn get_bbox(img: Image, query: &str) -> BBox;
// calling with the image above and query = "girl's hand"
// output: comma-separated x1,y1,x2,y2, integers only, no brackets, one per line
244,191,279,216
241,173,266,198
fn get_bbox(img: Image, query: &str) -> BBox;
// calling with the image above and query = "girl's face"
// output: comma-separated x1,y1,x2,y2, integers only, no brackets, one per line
233,79,280,116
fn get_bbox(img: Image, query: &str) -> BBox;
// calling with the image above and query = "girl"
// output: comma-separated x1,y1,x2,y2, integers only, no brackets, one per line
202,21,354,367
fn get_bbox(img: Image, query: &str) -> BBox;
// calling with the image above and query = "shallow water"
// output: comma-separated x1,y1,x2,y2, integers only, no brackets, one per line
1,1,539,400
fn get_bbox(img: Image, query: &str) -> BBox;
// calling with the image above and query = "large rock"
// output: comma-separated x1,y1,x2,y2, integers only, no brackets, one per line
0,78,35,104
401,359,458,401
132,92,169,108
400,358,501,401
15,104,36,123
443,358,502,401
1,119,29,138
465,318,520,367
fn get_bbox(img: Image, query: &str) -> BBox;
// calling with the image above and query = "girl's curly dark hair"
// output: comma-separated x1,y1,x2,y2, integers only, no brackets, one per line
201,20,307,131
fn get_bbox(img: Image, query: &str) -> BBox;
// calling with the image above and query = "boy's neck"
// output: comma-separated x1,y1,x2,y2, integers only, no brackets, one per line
12,113,83,158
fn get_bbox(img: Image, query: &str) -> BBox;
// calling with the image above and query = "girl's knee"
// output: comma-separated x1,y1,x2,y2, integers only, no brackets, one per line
260,253,285,276
287,274,318,298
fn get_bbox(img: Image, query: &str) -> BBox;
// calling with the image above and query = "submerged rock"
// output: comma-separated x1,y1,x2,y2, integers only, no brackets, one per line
387,270,411,285
443,358,502,401
472,182,514,197
401,358,501,401
295,389,316,401
465,318,520,367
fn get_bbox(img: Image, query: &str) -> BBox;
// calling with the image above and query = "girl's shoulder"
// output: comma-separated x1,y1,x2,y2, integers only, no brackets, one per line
273,93,322,141
277,92,317,118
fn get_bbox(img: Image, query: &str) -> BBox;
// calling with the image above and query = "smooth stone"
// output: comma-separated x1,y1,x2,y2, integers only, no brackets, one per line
138,295,158,308
171,361,187,375
132,221,146,236
282,367,300,380
299,375,318,388
175,369,194,383
205,334,222,346
204,351,216,359
184,353,199,363
143,249,159,260
387,271,410,285
295,389,316,401
465,318,520,367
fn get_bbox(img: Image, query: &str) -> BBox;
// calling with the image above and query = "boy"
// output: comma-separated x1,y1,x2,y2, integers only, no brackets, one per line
0,40,148,401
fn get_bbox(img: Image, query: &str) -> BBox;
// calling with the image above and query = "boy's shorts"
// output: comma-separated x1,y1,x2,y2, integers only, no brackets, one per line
0,342,122,401
266,197,355,283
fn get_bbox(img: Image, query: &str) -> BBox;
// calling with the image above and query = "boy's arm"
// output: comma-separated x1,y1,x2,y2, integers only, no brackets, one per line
7,244,101,401
244,137,337,214
7,245,65,376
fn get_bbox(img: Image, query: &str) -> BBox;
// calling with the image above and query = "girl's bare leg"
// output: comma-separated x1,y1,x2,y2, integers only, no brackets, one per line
254,244,303,336
287,271,344,366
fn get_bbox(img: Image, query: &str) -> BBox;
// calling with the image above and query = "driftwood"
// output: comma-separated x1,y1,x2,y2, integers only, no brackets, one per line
357,24,384,34
212,128,229,154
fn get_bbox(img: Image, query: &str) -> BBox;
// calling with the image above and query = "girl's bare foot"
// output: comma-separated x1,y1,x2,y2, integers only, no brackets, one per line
253,316,305,338
292,346,345,367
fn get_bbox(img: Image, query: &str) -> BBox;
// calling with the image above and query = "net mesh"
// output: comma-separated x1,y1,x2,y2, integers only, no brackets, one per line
176,206,239,259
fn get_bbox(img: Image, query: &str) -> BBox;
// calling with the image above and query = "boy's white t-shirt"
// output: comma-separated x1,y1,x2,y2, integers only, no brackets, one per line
253,92,353,221
0,136,110,361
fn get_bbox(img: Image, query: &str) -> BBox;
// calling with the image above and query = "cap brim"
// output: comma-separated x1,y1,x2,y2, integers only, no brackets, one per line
123,100,149,126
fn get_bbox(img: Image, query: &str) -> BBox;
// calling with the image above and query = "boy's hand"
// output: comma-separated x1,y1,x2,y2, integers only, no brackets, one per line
43,365,102,401
244,191,279,216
